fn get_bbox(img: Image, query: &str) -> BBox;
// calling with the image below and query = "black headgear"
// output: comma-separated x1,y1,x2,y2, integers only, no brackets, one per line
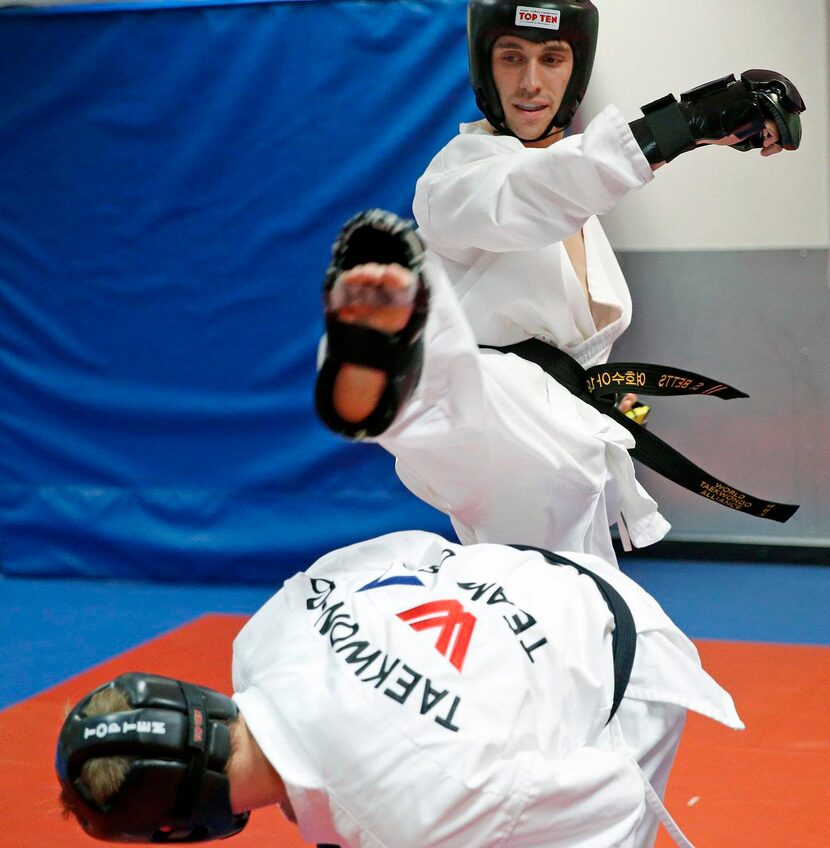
56,672,250,842
468,0,599,142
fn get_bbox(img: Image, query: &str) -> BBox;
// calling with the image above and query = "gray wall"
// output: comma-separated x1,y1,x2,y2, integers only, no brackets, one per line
613,249,829,548
587,0,829,251
581,0,830,549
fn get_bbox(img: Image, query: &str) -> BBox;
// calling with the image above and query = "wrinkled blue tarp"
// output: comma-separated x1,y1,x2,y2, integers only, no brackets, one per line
0,0,473,582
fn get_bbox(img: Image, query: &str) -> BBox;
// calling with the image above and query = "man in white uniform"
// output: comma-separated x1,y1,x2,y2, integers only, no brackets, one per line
58,534,743,848
320,1,805,565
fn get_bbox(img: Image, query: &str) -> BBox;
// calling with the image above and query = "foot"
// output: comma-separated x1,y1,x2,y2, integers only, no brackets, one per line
329,262,417,422
315,209,429,439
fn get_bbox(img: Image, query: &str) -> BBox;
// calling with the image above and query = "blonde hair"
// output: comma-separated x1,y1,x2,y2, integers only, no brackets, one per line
60,686,133,817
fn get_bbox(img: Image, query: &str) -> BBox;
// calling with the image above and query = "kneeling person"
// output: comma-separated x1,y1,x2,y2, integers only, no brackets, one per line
58,534,742,847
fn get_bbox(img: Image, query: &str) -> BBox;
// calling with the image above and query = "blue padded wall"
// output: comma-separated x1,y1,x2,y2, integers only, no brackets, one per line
0,0,472,582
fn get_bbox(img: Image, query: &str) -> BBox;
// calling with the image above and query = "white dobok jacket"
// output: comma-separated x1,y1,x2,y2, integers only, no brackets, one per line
413,105,650,366
401,106,670,561
233,532,742,848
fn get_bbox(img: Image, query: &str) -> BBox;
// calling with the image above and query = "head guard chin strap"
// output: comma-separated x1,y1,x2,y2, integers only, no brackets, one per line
468,0,599,143
56,672,250,843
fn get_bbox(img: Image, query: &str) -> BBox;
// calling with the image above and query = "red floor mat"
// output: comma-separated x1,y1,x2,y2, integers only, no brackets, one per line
1,616,827,847
655,640,830,847
0,615,312,848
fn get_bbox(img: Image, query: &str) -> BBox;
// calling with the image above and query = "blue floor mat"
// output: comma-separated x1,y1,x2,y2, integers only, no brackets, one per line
2,558,828,709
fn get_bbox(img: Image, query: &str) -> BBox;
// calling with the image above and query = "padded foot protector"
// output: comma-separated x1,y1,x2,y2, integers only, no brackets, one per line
315,210,430,439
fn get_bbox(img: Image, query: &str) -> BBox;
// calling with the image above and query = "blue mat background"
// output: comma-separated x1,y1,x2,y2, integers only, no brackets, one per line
3,558,828,709
0,0,469,583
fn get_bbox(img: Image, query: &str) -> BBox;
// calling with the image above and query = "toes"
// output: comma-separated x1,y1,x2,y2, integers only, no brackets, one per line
330,264,416,311
328,263,416,333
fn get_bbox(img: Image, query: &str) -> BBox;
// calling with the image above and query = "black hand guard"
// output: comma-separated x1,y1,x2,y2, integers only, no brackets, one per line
315,210,430,440
630,70,805,165
732,70,805,151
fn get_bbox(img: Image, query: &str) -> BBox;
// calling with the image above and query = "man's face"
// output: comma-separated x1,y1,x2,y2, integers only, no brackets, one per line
491,35,574,145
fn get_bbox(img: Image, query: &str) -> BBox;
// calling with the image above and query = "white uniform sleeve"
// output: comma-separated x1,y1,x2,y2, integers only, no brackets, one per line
413,105,653,256
373,260,507,519
507,746,647,848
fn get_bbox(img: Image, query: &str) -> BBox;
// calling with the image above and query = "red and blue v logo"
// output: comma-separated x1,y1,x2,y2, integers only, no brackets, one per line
398,600,476,672
358,575,425,592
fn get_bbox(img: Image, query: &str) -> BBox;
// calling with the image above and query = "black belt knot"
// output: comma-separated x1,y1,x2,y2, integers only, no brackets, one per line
481,339,798,523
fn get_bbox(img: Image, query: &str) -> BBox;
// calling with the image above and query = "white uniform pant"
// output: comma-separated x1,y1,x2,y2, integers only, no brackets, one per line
377,259,671,566
607,699,687,847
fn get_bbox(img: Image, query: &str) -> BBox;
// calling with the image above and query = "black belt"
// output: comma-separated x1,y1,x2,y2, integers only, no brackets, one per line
481,339,798,523
512,544,636,723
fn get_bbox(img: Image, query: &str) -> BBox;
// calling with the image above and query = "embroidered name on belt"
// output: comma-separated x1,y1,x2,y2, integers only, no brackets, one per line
480,340,799,522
